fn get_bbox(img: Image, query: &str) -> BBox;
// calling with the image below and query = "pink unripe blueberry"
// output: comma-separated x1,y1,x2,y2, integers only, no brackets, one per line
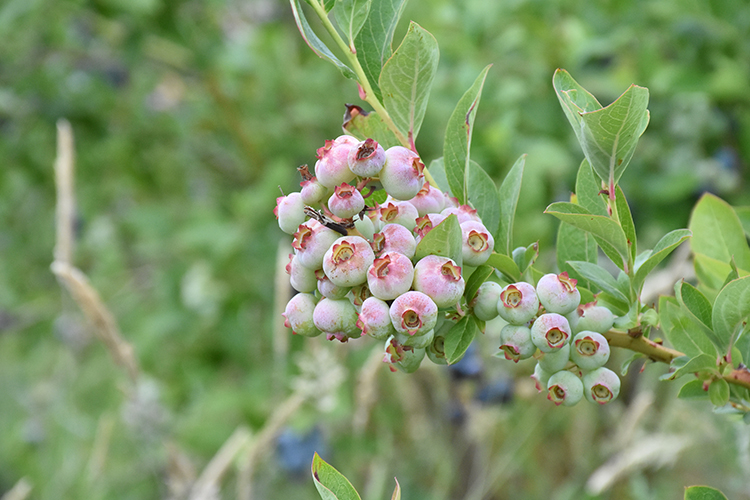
283,293,322,337
407,183,445,216
348,138,386,177
547,370,584,406
314,136,358,189
470,281,502,321
315,271,350,299
531,363,552,393
498,325,536,362
412,255,465,308
313,297,361,342
582,367,621,405
292,220,340,270
300,177,326,205
357,297,397,340
569,302,615,334
440,204,481,224
389,291,438,336
375,200,419,231
379,146,425,200
530,313,571,352
537,343,571,373
570,331,610,370
367,251,415,300
460,220,494,266
536,272,581,315
286,253,317,293
274,192,306,235
322,235,375,287
328,183,365,219
497,282,539,325
371,223,417,259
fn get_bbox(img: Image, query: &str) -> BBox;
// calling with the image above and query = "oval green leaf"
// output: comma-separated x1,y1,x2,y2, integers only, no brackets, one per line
467,161,500,238
444,315,479,364
684,486,729,500
712,275,750,361
414,214,462,266
312,452,362,500
496,154,525,255
291,0,356,79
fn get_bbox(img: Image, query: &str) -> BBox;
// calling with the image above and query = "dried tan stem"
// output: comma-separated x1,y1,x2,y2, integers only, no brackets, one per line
0,478,32,500
190,426,252,500
54,119,75,265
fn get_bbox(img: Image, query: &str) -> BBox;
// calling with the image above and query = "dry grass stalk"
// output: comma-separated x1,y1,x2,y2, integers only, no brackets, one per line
0,478,32,500
189,426,252,500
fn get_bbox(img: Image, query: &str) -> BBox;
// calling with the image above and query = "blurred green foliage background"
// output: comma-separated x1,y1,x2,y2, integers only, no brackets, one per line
1,0,750,498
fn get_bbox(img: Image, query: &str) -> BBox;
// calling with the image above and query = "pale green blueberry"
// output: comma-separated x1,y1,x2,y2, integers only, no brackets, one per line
547,370,584,407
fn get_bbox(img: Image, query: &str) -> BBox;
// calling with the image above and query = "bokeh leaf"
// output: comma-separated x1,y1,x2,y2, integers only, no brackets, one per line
444,65,492,204
291,0,356,79
684,486,729,500
380,21,439,142
312,452,362,500
355,0,407,101
496,154,525,255
468,160,500,238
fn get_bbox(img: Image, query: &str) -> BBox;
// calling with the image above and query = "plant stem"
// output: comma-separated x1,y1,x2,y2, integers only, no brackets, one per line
308,0,409,149
604,330,750,391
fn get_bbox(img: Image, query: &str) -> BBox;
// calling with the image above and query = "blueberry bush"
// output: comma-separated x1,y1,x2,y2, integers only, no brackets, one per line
279,0,750,498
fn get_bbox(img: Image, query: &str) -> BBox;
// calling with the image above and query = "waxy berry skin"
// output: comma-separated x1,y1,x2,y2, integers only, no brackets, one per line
312,297,361,342
379,146,425,201
440,205,481,224
357,297,396,340
582,367,621,405
537,343,571,373
498,325,536,362
460,220,494,266
300,177,326,205
570,331,610,370
371,223,417,259
530,313,572,352
275,192,307,235
389,291,438,337
569,302,615,334
407,183,445,216
286,254,317,293
322,235,375,287
292,220,340,270
367,251,415,301
314,136,357,189
547,370,584,407
283,293,322,338
374,200,419,231
531,363,552,393
536,272,581,315
470,281,502,321
315,271,350,299
348,138,386,177
412,255,465,308
497,282,539,325
328,183,365,219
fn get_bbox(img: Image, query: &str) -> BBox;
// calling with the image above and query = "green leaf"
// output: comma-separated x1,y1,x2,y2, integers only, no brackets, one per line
557,223,598,287
380,22,439,142
689,193,750,275
708,378,730,407
662,353,718,381
575,159,607,216
660,297,717,358
467,161,500,238
443,65,492,204
465,265,493,302
496,154,525,255
554,69,650,189
414,214,462,266
427,157,450,194
677,379,710,400
513,242,539,275
321,0,336,13
355,0,407,102
566,261,629,302
444,315,478,364
633,229,692,291
544,202,629,267
735,206,750,238
621,352,643,376
334,0,372,46
712,276,750,360
342,105,401,148
312,452,362,500
291,0,356,79
615,185,636,265
674,280,724,351
684,486,729,500
486,252,521,282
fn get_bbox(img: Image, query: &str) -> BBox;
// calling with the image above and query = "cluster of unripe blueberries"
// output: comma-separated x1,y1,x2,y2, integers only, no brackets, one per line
276,135,620,406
